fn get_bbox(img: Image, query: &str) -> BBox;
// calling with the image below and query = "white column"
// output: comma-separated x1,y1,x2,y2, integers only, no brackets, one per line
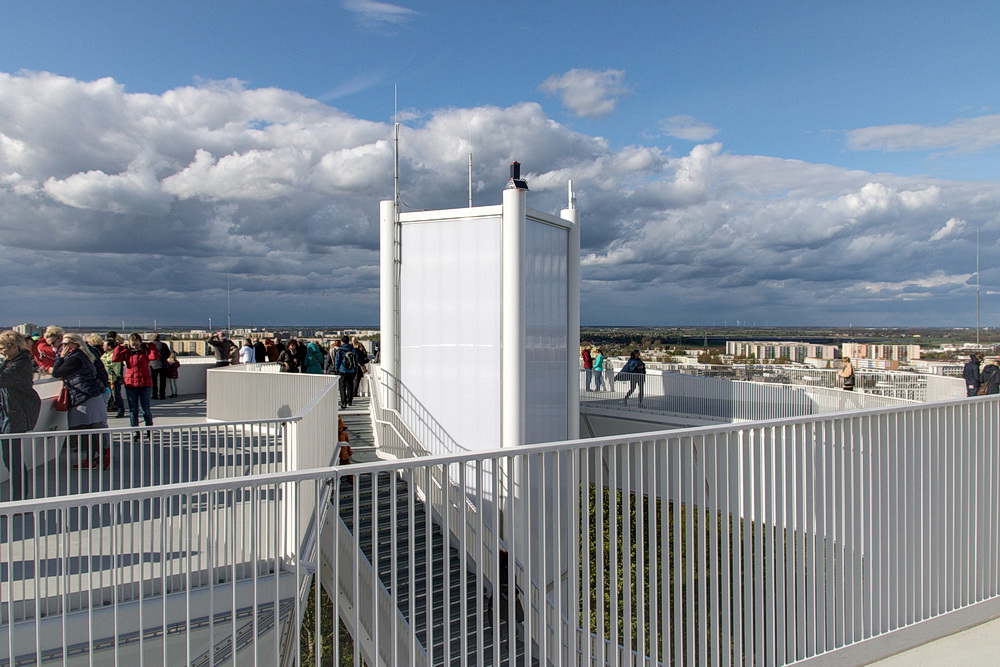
561,199,581,440
501,187,526,448
379,199,400,411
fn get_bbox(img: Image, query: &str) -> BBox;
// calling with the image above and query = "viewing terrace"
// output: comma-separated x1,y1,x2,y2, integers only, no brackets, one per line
2,360,996,666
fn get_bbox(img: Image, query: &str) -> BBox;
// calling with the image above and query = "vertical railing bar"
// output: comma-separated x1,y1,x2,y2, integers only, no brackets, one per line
644,441,659,667
609,445,619,667
635,441,647,664
707,433,719,667
569,448,581,666
491,456,502,667
459,463,469,664
537,453,549,665
442,462,452,665
753,427,766,666
622,442,632,665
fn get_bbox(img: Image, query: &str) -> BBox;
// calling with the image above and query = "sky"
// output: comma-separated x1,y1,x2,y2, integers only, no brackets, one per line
1,1,999,328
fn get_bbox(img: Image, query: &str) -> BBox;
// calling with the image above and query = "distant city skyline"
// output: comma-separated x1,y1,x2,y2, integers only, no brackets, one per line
1,2,999,327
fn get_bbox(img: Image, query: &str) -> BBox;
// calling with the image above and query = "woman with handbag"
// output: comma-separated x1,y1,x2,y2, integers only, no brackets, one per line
52,333,109,469
0,330,42,499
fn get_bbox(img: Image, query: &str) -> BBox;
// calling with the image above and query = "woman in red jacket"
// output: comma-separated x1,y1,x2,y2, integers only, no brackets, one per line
111,333,159,432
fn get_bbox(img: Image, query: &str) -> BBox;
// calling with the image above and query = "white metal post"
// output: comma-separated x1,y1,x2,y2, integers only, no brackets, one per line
501,186,526,449
379,198,400,411
562,180,581,441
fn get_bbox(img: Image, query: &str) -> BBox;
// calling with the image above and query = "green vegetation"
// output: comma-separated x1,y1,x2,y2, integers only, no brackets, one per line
581,483,761,664
299,582,355,665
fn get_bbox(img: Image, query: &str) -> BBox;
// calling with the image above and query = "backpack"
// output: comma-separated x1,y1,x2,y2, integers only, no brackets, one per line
340,348,356,372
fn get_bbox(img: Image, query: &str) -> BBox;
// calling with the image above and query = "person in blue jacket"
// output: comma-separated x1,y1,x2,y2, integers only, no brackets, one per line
617,350,647,407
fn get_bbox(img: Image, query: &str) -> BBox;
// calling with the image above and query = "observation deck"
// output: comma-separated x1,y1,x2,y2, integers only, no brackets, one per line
1,360,996,666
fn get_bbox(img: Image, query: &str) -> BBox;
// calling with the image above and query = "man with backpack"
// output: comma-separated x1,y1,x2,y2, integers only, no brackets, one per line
333,335,357,408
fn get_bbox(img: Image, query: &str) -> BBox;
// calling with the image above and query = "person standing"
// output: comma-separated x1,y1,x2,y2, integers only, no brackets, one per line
101,340,126,418
581,345,594,392
31,325,63,374
303,341,324,374
980,358,1000,395
278,339,300,373
150,333,172,399
964,353,984,397
207,332,236,367
253,339,266,363
592,348,606,392
351,338,370,397
165,353,180,398
112,333,159,435
53,333,109,468
0,330,42,500
239,340,255,364
333,336,358,408
839,357,855,391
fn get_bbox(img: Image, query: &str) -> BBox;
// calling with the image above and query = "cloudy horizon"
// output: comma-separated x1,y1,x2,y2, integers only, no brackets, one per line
2,3,999,329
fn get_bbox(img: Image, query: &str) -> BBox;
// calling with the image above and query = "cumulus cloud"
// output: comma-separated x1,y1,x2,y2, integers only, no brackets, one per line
2,70,1000,326
847,113,1000,153
929,217,967,242
659,115,719,142
341,0,418,27
539,69,630,119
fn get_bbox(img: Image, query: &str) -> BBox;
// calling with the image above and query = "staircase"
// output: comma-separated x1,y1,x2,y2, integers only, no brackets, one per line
332,395,530,665
338,396,380,463
335,472,526,665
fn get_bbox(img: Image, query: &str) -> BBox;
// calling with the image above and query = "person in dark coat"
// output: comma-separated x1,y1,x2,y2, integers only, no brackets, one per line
979,359,1000,395
53,333,110,468
333,336,357,408
0,330,42,500
278,339,300,373
617,350,647,407
964,353,984,397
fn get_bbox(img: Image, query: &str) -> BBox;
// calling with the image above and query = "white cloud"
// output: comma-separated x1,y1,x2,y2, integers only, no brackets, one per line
847,114,1000,153
539,69,630,119
659,115,719,142
341,0,418,27
3,70,1000,326
929,217,966,242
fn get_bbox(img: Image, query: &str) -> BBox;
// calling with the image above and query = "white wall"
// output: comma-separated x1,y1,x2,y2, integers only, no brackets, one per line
524,216,569,445
399,210,503,453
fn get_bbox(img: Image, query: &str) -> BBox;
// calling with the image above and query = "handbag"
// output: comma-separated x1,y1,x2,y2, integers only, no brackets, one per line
54,386,71,411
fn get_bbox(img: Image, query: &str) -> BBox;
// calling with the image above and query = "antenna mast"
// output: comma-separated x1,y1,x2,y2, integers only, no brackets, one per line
977,225,981,346
468,123,473,207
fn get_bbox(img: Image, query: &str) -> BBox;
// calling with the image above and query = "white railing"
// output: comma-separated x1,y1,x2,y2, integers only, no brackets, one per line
6,395,998,664
651,363,966,402
1,372,342,665
582,369,916,421
368,364,467,459
0,421,289,502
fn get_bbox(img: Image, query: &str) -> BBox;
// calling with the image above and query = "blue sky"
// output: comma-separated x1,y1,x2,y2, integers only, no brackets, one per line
1,1,999,328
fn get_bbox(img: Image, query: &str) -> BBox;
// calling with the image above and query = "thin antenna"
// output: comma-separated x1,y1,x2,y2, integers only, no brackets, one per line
227,274,232,332
468,122,473,207
394,122,400,208
568,179,576,210
977,225,981,346
394,83,400,207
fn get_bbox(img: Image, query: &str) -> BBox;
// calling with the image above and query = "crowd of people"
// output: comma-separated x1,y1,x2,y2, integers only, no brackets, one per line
0,327,374,496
